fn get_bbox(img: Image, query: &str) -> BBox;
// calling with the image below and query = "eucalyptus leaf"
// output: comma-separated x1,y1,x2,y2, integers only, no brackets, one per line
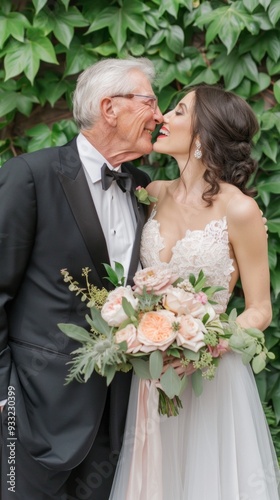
57,323,94,343
160,366,181,399
87,307,111,336
252,353,267,374
130,358,151,379
149,350,163,380
121,297,136,318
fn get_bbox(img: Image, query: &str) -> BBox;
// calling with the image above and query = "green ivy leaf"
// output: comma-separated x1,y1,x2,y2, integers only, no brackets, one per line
157,0,180,18
267,57,280,77
93,42,118,57
166,25,184,54
242,0,260,13
4,34,58,84
26,123,67,152
259,0,271,9
64,39,97,77
273,80,280,104
196,2,259,54
190,67,219,86
258,139,278,163
267,218,280,236
32,0,48,15
60,0,70,10
250,72,271,96
86,1,148,52
53,21,73,48
0,12,30,49
0,91,19,116
268,0,280,26
258,175,280,194
213,50,259,90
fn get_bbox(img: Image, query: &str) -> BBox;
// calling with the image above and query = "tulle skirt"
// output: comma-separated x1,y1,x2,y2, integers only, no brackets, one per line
109,353,280,500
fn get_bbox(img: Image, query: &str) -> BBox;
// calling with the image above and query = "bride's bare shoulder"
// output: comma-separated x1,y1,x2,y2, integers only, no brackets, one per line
225,190,261,227
146,180,170,199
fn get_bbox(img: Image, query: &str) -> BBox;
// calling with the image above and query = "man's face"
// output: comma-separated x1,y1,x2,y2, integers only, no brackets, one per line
111,70,163,160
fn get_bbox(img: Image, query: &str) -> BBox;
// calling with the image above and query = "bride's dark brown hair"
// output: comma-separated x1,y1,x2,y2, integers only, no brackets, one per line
188,84,259,206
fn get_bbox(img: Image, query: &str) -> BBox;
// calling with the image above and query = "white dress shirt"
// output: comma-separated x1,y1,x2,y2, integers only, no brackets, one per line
76,133,137,282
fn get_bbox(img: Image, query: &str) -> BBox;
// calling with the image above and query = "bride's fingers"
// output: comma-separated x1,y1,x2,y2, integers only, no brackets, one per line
260,209,268,238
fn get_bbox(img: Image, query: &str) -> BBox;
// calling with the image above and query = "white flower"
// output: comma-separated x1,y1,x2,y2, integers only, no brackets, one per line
101,286,138,327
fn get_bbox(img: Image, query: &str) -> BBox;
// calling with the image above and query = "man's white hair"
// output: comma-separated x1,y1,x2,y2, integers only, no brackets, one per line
72,57,156,130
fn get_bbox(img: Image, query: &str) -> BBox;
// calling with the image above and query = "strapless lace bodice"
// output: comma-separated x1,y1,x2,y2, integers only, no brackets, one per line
140,208,235,313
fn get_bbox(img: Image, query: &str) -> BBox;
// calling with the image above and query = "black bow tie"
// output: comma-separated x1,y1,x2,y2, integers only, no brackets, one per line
101,163,133,193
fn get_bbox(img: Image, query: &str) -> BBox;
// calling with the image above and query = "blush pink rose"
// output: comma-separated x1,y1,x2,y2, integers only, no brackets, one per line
177,315,206,352
115,324,142,353
208,338,230,358
101,286,138,327
137,310,177,352
133,264,177,294
163,288,205,316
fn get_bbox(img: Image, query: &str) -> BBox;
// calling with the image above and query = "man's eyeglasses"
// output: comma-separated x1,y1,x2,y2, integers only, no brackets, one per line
111,93,158,111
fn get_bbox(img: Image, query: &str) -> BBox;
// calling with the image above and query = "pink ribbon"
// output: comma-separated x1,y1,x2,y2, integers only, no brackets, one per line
126,379,163,500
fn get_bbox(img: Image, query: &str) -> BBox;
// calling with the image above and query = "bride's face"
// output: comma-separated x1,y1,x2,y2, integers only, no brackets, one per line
153,91,196,160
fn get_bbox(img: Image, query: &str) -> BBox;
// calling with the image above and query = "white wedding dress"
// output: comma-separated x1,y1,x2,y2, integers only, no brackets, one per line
109,212,280,500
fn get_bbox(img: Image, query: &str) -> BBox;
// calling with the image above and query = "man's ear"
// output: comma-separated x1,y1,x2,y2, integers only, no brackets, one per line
100,97,117,126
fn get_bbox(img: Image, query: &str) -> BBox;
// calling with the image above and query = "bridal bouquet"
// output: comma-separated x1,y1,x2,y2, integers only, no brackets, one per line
58,264,274,417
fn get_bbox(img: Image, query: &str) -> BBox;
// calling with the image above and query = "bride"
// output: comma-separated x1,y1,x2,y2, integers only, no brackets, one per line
109,85,280,499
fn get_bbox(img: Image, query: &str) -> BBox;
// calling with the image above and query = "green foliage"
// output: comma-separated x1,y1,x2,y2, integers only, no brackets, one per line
0,0,279,444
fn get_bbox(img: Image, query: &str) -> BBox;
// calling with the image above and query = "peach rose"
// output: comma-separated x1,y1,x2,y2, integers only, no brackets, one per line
133,264,177,294
137,310,177,352
115,324,142,353
101,286,138,327
177,314,206,352
208,338,230,358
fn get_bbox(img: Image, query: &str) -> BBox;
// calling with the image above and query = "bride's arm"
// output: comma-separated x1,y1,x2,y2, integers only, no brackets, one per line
227,195,272,331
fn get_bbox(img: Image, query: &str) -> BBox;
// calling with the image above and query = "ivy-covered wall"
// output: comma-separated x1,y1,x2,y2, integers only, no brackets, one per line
0,0,279,453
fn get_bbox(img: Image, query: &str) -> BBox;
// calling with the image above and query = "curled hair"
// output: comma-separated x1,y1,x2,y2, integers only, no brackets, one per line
189,85,259,205
72,57,156,130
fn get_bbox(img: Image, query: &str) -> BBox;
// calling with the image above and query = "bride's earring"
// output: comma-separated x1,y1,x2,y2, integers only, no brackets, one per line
194,139,202,159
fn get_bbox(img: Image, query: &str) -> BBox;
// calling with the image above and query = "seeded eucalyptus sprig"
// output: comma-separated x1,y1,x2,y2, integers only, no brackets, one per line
60,267,108,308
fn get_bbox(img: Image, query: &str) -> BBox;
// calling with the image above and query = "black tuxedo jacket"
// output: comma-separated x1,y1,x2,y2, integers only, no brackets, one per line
0,137,150,470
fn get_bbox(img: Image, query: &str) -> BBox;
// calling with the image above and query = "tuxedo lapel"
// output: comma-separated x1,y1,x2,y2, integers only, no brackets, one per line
56,139,111,289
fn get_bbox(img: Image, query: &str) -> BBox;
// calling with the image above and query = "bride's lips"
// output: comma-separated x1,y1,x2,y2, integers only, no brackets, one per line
157,126,169,139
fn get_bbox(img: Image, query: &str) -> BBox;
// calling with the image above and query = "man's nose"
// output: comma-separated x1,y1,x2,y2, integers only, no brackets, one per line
153,105,164,124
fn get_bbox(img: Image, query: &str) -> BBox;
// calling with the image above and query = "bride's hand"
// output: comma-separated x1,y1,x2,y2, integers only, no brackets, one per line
162,354,196,377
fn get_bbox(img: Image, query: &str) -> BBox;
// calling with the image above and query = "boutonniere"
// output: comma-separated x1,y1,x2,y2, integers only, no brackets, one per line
134,186,157,205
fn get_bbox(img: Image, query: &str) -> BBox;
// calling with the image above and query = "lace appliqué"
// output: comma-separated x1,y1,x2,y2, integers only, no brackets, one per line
140,210,234,313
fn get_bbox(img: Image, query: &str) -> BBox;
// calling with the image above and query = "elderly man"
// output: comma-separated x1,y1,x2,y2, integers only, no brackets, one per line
0,58,163,499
